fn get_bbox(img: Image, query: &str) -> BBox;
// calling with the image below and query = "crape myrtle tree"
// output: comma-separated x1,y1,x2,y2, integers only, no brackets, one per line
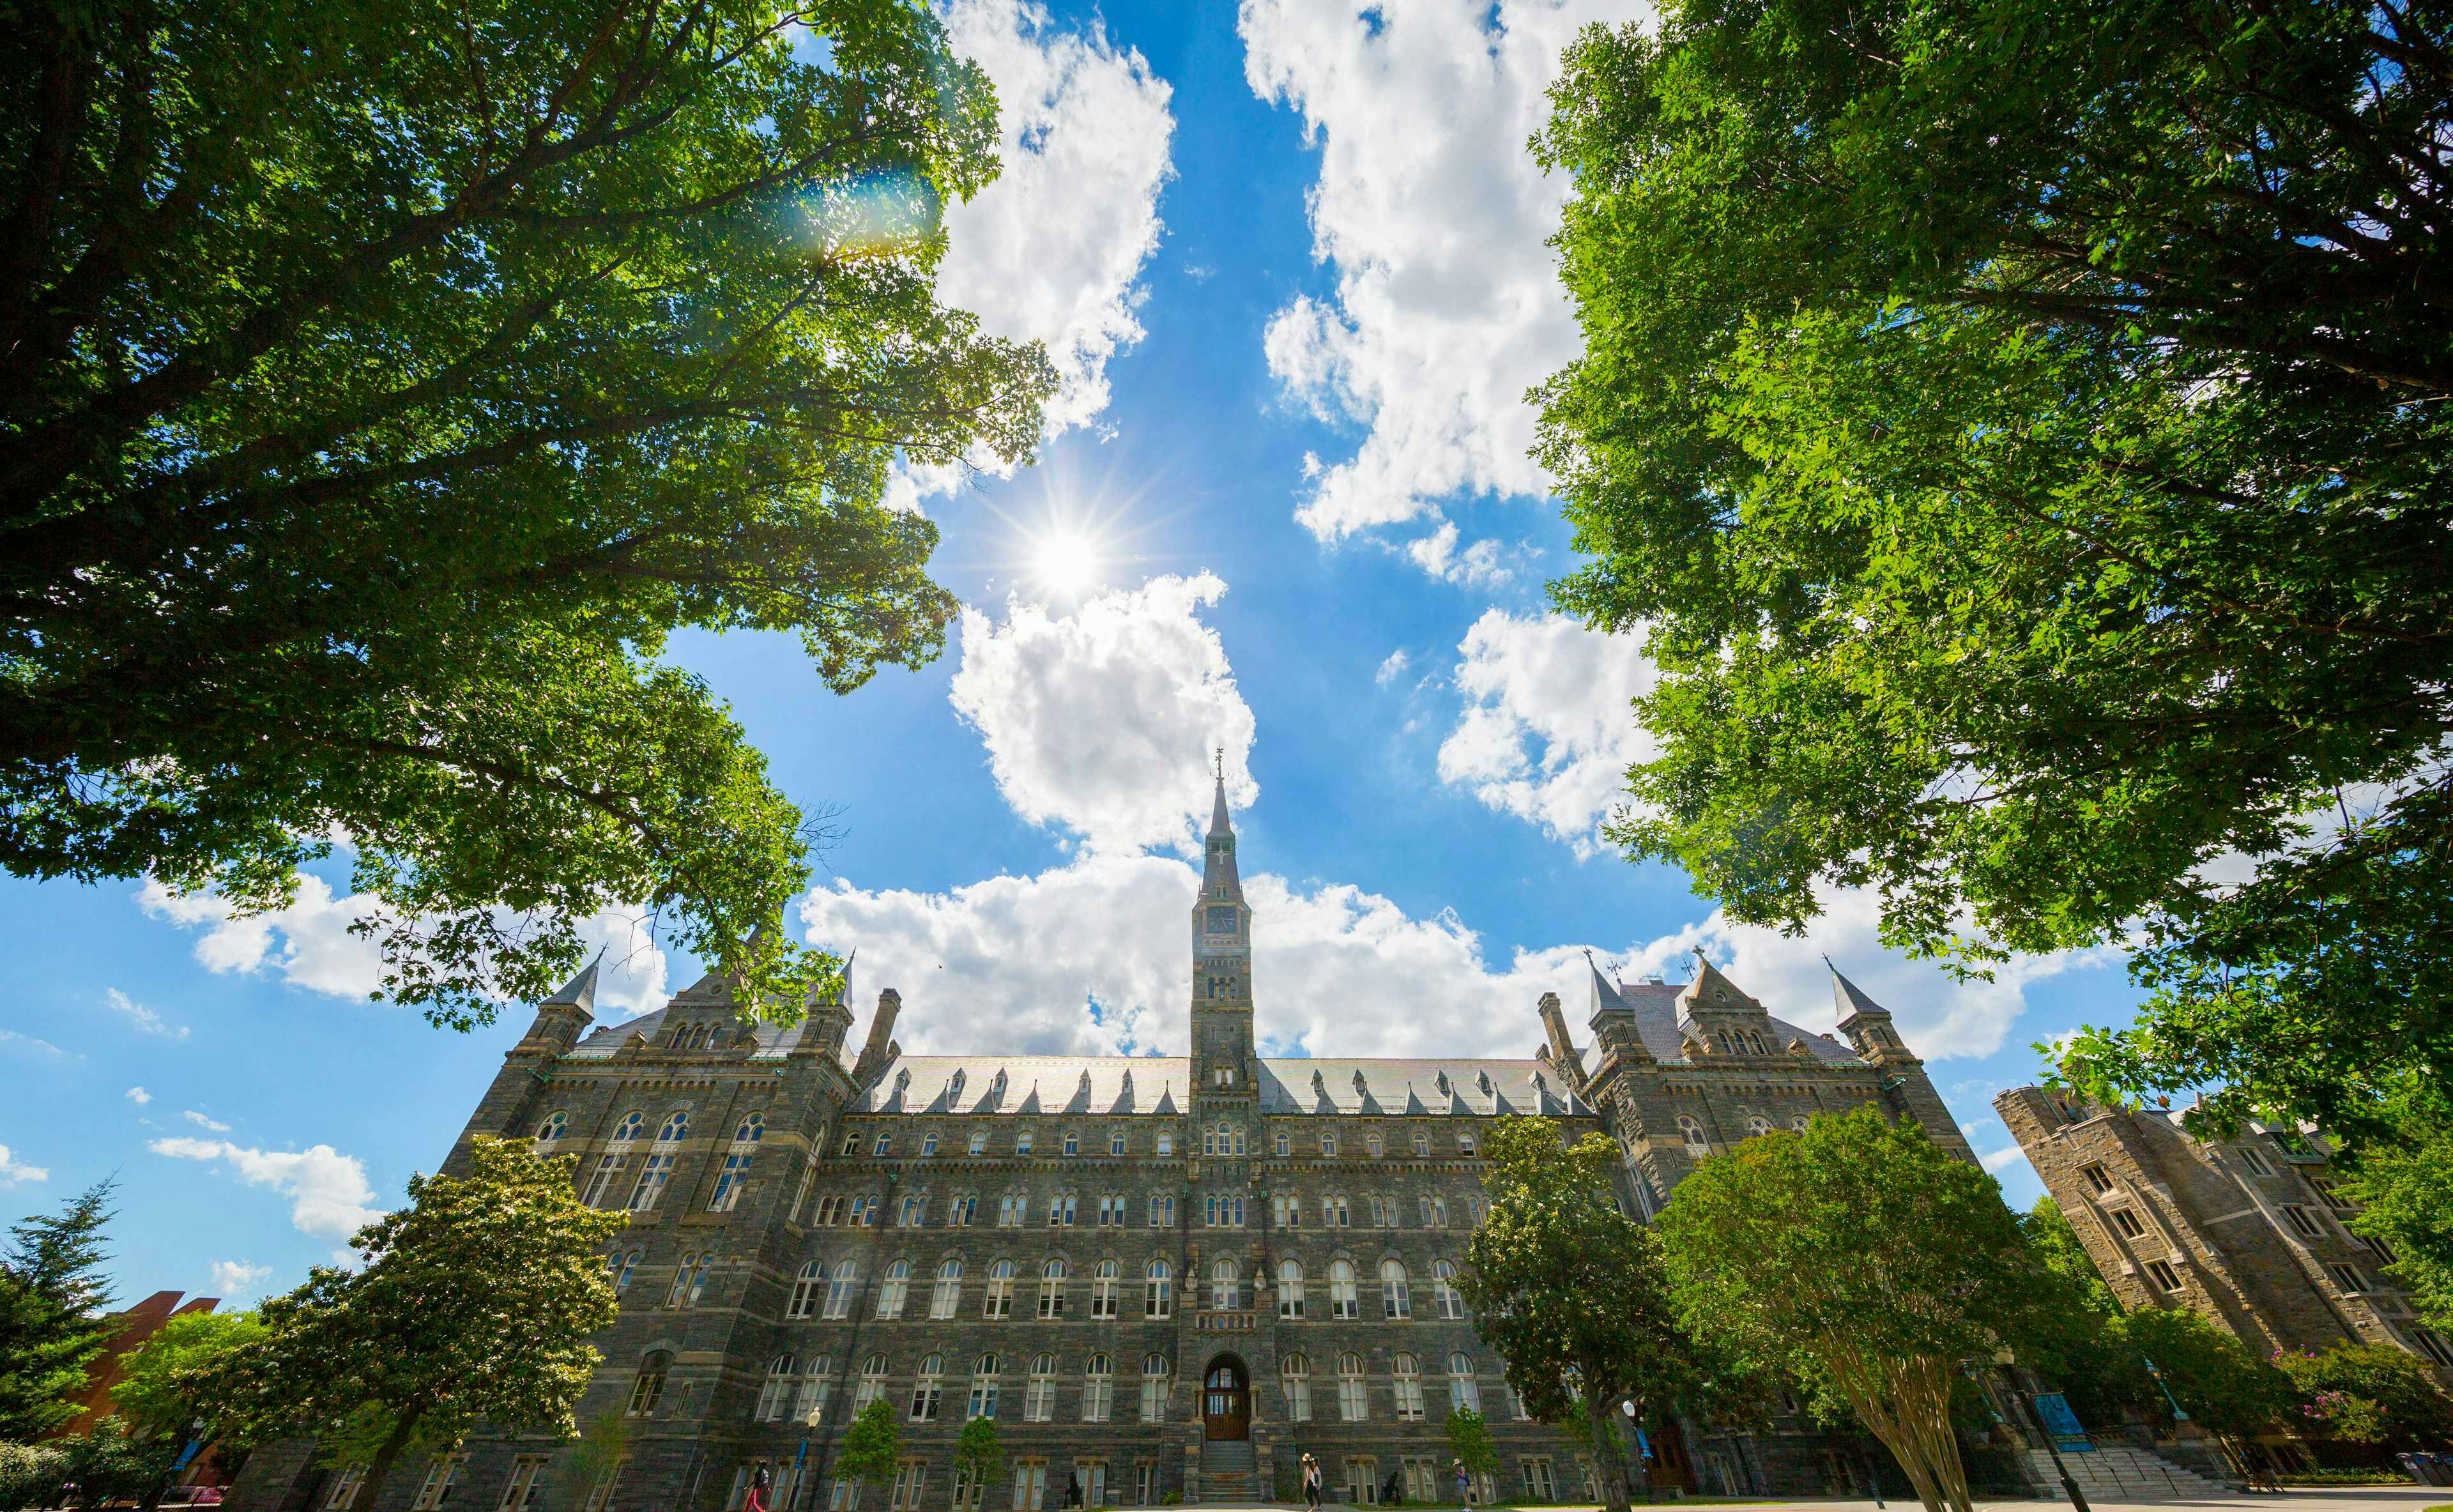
0,1180,119,1440
0,0,1058,1027
1654,1109,2047,1512
1460,1117,1729,1512
1533,0,2453,1145
196,1139,625,1509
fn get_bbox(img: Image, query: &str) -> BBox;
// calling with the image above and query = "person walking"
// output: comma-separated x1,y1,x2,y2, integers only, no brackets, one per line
1450,1459,1471,1506
745,1464,773,1512
1301,1455,1322,1511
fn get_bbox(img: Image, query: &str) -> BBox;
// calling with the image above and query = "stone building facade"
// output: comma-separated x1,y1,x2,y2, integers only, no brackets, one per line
1997,1088,2453,1387
234,781,1982,1512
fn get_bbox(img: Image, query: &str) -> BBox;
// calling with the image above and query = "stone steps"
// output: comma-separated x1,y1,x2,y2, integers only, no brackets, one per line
2026,1446,2238,1500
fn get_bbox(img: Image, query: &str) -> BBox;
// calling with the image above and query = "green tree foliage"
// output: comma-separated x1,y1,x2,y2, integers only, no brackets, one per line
832,1401,902,1496
2341,1099,2453,1335
2112,1309,2293,1446
2277,1345,2453,1449
1442,1409,1497,1485
0,0,1058,1027
0,1180,118,1440
952,1414,1004,1504
1461,1117,1730,1512
197,1139,624,1508
2021,1199,2122,1321
1654,1109,2045,1512
1532,0,2453,1142
58,1417,183,1508
554,1409,632,1510
112,1309,266,1442
0,1441,70,1511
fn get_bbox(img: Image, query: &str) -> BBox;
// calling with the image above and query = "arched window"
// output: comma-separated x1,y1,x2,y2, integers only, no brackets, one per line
788,1260,824,1319
611,1111,645,1142
534,1111,567,1149
1277,1258,1306,1319
1447,1352,1480,1413
795,1355,833,1425
1062,1131,1080,1157
1745,1116,1771,1139
1143,1259,1173,1319
984,1259,1015,1319
1336,1352,1368,1422
1025,1353,1058,1423
1433,1260,1464,1320
967,1355,1001,1419
930,1259,964,1320
1329,1260,1359,1319
967,1129,988,1156
1209,1257,1241,1311
1109,1129,1127,1157
910,1354,944,1422
1015,1129,1034,1155
627,1351,671,1416
1410,1129,1430,1157
1380,1259,1411,1319
1203,1122,1246,1157
736,1112,765,1142
627,1112,687,1211
1090,1259,1120,1320
876,1259,911,1319
1139,1354,1171,1423
1038,1258,1068,1319
1082,1354,1113,1423
758,1354,798,1421
823,1260,859,1319
1393,1352,1425,1420
853,1354,889,1412
1791,1115,1811,1134
1366,1132,1385,1159
667,1251,708,1308
611,1249,641,1293
657,1111,689,1142
1678,1116,1709,1156
1281,1353,1313,1423
709,1115,762,1212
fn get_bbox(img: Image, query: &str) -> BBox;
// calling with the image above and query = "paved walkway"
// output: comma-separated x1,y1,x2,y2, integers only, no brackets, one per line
1272,1489,2453,1512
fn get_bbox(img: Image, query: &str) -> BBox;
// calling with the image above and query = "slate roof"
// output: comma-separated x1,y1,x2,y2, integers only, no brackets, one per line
1256,1058,1594,1117
1606,979,1861,1065
846,1057,1191,1115
567,1005,808,1060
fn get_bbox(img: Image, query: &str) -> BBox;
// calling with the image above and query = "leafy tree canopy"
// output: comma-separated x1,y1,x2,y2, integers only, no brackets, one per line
834,1400,903,1492
113,1308,266,1442
2341,1094,2453,1336
1461,1117,1737,1512
1534,0,2453,1141
1654,1109,2046,1512
951,1412,1005,1496
1,0,1057,1027
1443,1408,1497,1480
0,1180,119,1440
197,1139,625,1509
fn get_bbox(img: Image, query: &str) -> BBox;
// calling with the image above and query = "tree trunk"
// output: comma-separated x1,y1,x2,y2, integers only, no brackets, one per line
353,1405,426,1512
1584,1395,1630,1512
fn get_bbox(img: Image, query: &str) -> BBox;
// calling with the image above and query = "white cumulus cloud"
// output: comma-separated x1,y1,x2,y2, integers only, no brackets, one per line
800,857,2097,1068
0,1146,48,1186
136,878,670,1018
1242,0,1630,559
1437,609,1659,855
126,1086,152,1106
1374,650,1412,687
949,574,1258,855
102,987,188,1039
892,0,1175,508
183,1110,232,1133
208,1259,273,1299
148,1138,384,1241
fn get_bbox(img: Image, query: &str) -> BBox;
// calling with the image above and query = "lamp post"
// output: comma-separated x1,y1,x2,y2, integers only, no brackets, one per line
2012,1387,2093,1512
1619,1398,1655,1505
2142,1356,2190,1423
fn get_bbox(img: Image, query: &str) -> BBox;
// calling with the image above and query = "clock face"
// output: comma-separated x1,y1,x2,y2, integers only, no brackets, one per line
1205,906,1238,935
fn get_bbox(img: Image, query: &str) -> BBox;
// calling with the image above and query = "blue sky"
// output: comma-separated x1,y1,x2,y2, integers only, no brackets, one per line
0,0,2145,1307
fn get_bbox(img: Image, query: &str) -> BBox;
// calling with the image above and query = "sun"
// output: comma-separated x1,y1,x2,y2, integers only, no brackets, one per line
1030,529,1104,596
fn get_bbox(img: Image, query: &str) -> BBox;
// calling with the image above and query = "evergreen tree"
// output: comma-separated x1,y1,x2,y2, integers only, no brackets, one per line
194,1140,623,1509
1460,1118,1730,1512
0,0,1057,1026
0,1180,119,1440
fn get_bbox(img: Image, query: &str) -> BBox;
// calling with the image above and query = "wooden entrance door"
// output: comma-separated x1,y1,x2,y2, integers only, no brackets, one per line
1202,1358,1250,1440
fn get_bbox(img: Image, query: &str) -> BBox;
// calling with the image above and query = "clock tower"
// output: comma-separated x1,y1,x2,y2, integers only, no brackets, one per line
1191,758,1254,1092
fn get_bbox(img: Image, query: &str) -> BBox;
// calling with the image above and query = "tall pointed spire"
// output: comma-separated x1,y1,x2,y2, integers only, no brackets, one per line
1827,956,1888,1023
1200,752,1242,901
540,949,604,1014
1207,747,1233,839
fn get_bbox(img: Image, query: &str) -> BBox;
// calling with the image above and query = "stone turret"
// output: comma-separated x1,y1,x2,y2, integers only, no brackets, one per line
848,988,901,1092
1536,990,1588,1091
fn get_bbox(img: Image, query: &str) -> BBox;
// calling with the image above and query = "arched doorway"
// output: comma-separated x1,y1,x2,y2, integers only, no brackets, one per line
1202,1355,1251,1440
